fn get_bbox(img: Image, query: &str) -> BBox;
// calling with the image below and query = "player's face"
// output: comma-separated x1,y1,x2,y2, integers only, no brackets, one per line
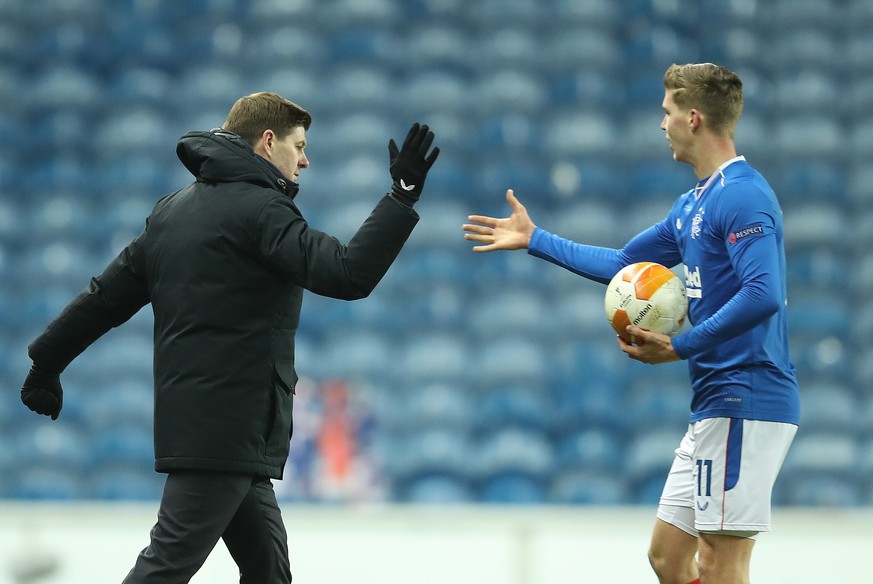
660,90,692,164
265,126,309,183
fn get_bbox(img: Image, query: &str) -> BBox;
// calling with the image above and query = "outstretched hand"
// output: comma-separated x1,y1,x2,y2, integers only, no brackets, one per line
617,325,680,364
462,189,536,252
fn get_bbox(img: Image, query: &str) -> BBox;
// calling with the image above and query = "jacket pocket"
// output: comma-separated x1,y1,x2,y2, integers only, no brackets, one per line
266,360,297,457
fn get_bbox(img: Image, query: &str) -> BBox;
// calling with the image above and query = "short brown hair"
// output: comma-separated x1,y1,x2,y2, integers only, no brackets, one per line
223,92,312,146
663,63,743,137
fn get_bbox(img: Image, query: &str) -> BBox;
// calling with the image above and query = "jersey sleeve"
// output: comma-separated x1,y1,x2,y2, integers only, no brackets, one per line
671,185,783,359
528,218,683,285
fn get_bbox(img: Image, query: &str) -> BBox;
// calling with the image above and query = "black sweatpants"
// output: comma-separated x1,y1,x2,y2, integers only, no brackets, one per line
122,471,292,584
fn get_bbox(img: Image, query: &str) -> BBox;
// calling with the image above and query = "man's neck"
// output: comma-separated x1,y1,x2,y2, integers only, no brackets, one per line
692,140,737,180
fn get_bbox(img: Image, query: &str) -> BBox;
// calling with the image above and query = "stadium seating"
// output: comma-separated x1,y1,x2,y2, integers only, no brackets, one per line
1,0,866,506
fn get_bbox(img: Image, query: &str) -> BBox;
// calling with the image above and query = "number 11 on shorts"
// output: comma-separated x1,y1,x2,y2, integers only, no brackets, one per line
696,458,713,497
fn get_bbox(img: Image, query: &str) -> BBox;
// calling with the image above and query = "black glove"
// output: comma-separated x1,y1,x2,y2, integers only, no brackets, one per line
388,122,440,207
21,366,63,420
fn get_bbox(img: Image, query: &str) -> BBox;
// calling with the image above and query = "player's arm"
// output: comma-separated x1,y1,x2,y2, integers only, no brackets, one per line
671,202,782,359
464,190,682,284
528,221,681,285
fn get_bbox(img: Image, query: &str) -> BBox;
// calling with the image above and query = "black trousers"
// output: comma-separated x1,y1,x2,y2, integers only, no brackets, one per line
122,471,292,584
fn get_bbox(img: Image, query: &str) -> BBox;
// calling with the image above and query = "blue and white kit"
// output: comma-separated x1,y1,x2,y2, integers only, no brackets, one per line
529,156,801,533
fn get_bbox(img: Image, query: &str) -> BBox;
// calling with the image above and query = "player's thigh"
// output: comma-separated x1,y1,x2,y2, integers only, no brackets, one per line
656,425,698,535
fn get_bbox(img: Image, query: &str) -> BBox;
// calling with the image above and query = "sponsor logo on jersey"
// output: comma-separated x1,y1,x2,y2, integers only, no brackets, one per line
684,265,702,298
696,501,709,511
691,212,703,239
728,224,764,244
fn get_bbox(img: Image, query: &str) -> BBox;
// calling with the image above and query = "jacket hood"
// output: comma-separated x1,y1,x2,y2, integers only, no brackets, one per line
176,129,299,198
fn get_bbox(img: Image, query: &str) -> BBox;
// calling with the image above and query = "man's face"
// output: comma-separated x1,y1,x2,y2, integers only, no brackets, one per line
660,90,692,164
264,126,309,182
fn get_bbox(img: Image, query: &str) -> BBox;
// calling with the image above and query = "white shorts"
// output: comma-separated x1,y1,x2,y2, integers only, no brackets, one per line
656,418,797,537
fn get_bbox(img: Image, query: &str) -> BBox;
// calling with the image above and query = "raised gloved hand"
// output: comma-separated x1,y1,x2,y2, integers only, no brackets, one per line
388,122,440,207
21,366,63,420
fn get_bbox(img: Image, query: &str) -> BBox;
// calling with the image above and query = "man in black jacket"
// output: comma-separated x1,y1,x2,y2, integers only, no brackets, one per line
20,91,439,583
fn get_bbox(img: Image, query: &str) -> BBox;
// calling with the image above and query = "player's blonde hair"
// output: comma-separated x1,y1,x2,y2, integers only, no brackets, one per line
663,63,743,138
223,92,312,146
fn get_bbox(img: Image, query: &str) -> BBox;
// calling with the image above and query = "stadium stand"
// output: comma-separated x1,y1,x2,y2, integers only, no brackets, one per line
1,0,865,507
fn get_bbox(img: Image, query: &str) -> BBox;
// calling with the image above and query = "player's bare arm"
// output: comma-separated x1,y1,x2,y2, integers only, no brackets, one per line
463,189,536,252
618,325,681,364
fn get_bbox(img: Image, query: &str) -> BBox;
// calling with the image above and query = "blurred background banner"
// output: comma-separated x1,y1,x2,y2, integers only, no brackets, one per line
0,0,871,511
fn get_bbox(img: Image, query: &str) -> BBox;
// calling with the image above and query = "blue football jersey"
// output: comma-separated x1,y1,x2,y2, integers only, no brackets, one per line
529,157,800,424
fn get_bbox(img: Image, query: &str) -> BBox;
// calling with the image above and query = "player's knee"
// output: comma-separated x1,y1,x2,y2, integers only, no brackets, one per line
647,545,669,580
648,546,697,584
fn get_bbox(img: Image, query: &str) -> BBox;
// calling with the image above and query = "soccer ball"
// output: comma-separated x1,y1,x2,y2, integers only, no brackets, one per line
604,262,688,343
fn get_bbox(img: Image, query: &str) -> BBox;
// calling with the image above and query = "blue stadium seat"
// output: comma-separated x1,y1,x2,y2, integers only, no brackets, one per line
83,378,153,430
318,329,394,382
472,29,544,73
402,24,472,71
550,469,629,505
471,427,554,483
624,379,690,429
479,473,547,504
551,377,627,435
387,428,473,483
768,33,840,73
781,431,859,477
322,67,397,114
544,27,624,71
467,0,545,27
402,474,474,503
92,425,155,467
13,468,86,500
790,336,852,384
96,107,175,155
475,113,542,152
397,331,470,384
781,476,863,507
13,423,92,473
767,0,843,31
782,203,848,250
107,67,173,108
89,463,164,500
624,427,682,485
467,288,551,338
401,382,475,431
553,0,622,25
797,381,857,432
475,385,554,435
786,248,849,293
787,293,850,339
775,115,842,157
553,427,624,473
397,69,472,114
473,336,550,387
542,111,618,157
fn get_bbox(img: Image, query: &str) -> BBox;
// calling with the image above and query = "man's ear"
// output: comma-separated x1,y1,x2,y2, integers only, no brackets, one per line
254,129,275,157
689,109,702,131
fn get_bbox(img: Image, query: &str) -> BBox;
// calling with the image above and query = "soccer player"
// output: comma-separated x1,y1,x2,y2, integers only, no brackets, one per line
20,92,439,583
463,63,799,584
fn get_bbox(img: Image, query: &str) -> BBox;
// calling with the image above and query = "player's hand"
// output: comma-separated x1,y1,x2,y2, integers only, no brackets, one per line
388,123,440,206
463,189,537,252
617,325,680,364
21,366,63,420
